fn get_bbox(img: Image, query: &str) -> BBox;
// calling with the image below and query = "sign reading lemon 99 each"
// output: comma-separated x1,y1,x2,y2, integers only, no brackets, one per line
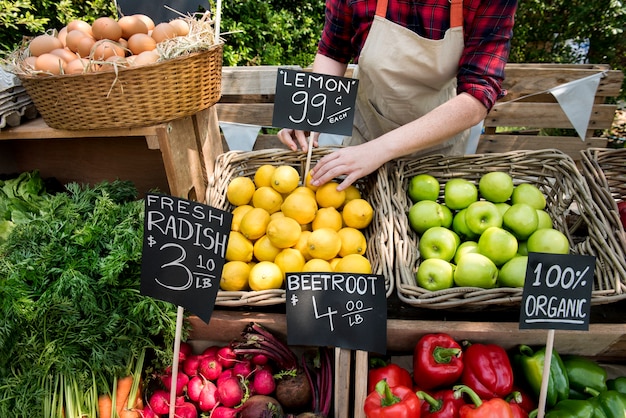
140,193,233,323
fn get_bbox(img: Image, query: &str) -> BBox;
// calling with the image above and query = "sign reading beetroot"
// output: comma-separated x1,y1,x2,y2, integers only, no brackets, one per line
140,193,232,323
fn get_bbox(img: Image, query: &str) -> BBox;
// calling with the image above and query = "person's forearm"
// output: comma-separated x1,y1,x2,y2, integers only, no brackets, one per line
370,92,488,161
312,53,348,77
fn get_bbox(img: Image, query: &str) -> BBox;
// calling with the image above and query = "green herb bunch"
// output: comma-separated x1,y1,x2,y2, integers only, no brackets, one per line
0,180,182,417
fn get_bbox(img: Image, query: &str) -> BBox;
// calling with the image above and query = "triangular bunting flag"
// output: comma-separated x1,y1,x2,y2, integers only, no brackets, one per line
219,122,262,151
549,72,604,141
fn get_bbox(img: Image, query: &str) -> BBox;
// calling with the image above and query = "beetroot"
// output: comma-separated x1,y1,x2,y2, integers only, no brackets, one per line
251,368,276,396
148,389,170,415
197,380,219,412
217,375,245,408
238,395,284,418
275,368,313,411
199,355,223,381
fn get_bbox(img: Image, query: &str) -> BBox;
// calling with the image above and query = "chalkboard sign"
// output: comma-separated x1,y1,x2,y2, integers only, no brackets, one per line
286,272,387,354
519,252,595,331
140,193,232,323
272,68,359,136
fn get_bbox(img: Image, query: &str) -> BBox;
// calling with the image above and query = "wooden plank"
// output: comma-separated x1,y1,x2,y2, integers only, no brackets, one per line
484,103,618,131
353,350,368,418
216,103,275,126
334,348,351,418
221,65,300,96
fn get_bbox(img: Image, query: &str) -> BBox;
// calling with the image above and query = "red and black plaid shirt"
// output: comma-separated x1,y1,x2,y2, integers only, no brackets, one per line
318,0,518,110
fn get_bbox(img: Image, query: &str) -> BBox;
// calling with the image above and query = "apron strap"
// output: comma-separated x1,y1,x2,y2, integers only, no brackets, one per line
376,0,464,28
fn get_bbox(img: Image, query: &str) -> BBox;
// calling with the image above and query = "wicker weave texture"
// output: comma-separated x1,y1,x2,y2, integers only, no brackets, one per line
206,147,394,307
390,149,626,309
18,44,223,130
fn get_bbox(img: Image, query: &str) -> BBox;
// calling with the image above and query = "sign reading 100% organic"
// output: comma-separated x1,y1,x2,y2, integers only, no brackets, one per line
520,252,596,331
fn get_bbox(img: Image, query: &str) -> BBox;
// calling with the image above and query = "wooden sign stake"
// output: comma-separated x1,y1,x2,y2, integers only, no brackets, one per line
169,305,185,418
536,329,555,418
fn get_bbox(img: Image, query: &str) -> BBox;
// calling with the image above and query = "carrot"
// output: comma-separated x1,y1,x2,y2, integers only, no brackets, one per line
115,375,134,416
98,393,113,418
118,408,141,418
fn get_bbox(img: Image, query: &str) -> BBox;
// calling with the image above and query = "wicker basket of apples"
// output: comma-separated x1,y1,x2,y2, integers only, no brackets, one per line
389,148,626,309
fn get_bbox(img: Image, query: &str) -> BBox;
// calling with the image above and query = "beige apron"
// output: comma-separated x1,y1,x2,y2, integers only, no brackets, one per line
346,0,469,156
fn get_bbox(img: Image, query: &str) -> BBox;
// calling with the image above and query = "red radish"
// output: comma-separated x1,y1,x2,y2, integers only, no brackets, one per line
179,341,193,363
174,401,198,418
217,375,245,408
618,201,626,229
202,345,221,357
138,406,158,418
217,346,238,368
199,356,223,381
251,368,276,396
217,369,235,386
211,406,238,418
148,389,170,415
186,375,205,403
251,353,269,366
182,354,204,377
232,359,253,378
160,371,189,396
198,380,219,412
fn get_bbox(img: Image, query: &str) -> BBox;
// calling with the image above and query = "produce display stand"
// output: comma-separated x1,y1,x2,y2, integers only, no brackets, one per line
1,64,626,417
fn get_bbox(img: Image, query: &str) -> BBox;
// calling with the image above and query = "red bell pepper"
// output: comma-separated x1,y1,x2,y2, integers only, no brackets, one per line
454,385,514,418
364,380,421,418
505,392,529,418
506,387,536,415
413,333,464,390
418,389,466,418
368,358,414,394
460,342,513,399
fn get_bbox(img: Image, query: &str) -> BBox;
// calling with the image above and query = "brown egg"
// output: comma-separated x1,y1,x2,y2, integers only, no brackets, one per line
117,37,129,51
29,34,64,57
34,53,65,74
169,19,190,37
92,40,125,60
66,30,89,53
57,26,68,46
131,49,160,66
98,55,128,71
127,33,156,55
50,47,78,64
67,19,94,36
151,22,178,43
76,36,96,57
134,14,155,31
118,15,149,40
22,56,37,71
64,58,90,74
92,17,123,41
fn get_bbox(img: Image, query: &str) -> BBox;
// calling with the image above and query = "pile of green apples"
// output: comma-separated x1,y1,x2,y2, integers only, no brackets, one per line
407,172,570,291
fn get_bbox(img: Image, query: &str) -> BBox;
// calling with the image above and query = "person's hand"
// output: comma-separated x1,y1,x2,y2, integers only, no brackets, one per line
310,142,386,191
277,129,319,152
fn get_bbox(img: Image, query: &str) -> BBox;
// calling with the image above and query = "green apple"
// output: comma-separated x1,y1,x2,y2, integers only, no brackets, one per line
454,252,498,289
440,205,454,229
495,202,511,217
518,241,528,256
418,226,458,262
444,178,478,210
408,173,440,203
503,203,539,240
416,258,455,291
536,209,554,229
452,209,478,241
498,255,529,288
478,226,518,266
465,201,503,236
511,183,547,210
479,171,514,203
454,240,479,264
408,200,446,235
527,228,570,254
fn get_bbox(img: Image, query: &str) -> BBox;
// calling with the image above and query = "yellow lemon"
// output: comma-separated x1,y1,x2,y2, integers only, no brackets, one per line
231,204,253,232
334,254,372,274
220,261,251,291
329,257,342,271
337,227,367,257
311,206,343,231
304,170,319,191
252,186,283,214
344,184,362,204
274,248,306,277
315,181,346,209
307,228,341,260
254,164,276,188
249,261,284,291
266,216,302,248
226,176,256,207
239,207,271,240
253,235,282,262
281,192,318,225
270,165,300,194
342,198,374,229
302,258,333,272
226,231,253,262
270,211,285,220
291,186,316,199
294,230,313,260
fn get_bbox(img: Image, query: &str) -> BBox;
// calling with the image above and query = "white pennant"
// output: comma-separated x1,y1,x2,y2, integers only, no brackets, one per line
219,122,261,151
549,72,604,141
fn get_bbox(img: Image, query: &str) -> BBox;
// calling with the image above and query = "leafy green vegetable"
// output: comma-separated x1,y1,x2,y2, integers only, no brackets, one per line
0,179,184,417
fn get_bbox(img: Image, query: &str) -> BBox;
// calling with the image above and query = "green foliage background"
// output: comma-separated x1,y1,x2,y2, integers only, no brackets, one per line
0,0,624,96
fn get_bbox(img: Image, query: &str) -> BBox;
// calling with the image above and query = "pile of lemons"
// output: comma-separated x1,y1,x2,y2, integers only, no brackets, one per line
220,164,375,292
